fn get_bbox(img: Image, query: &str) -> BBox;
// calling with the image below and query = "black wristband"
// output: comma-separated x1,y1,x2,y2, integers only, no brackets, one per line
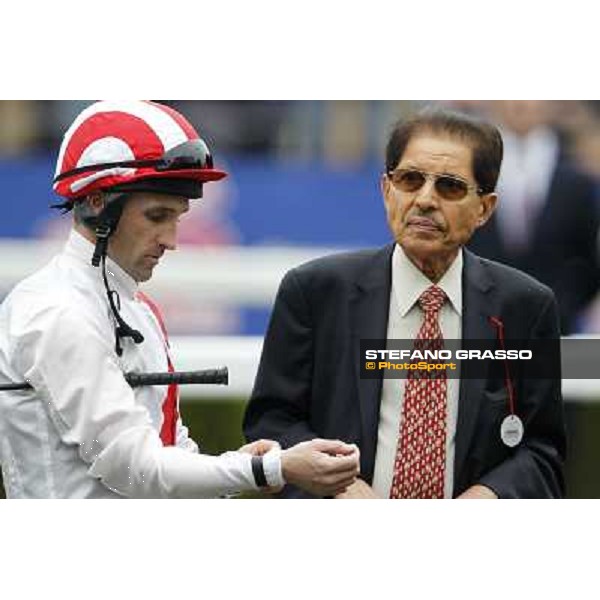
251,455,268,488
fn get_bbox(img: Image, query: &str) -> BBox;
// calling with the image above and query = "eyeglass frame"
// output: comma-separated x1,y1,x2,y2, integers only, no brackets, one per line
386,167,486,200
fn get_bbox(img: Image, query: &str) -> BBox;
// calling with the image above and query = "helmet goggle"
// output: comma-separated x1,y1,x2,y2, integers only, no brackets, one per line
53,139,214,184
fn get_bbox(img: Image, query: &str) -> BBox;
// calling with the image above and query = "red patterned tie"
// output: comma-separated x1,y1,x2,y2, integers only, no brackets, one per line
390,285,447,499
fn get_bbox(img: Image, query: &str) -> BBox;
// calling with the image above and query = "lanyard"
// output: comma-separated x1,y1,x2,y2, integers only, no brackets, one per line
488,316,524,448
488,316,516,416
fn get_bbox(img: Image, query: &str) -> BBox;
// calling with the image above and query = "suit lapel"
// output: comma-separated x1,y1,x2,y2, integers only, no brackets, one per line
453,250,499,493
348,246,502,489
350,244,394,481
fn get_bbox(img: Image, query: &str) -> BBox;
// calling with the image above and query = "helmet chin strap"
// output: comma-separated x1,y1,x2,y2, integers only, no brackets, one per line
90,193,126,266
91,193,145,356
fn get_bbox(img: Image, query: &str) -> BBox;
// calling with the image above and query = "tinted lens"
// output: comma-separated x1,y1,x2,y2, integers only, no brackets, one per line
158,139,213,171
435,175,469,200
394,169,426,192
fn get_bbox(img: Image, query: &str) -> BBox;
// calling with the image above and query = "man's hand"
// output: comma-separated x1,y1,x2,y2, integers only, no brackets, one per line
238,439,280,456
334,479,380,499
456,484,498,499
281,438,360,497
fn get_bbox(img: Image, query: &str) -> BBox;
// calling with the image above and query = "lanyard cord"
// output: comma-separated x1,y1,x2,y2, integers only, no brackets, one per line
88,193,144,357
489,316,516,415
100,254,144,356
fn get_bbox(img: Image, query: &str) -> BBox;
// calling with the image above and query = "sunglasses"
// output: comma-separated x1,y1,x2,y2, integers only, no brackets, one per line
54,139,214,183
387,168,484,201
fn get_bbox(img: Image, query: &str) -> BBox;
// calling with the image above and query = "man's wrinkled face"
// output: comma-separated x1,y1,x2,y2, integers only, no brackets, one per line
109,193,189,282
381,132,496,266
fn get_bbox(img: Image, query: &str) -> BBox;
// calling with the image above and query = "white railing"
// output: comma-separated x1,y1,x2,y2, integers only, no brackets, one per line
171,335,262,399
170,335,600,403
0,239,598,403
0,238,341,306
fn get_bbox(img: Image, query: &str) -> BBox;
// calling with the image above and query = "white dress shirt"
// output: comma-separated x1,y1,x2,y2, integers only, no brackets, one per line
0,230,282,498
372,245,462,499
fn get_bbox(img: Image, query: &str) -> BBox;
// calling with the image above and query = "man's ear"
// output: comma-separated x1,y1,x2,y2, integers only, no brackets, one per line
476,192,497,228
86,192,106,215
381,173,393,213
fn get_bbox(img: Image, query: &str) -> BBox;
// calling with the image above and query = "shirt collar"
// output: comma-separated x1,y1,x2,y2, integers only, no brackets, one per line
392,244,463,317
63,229,139,299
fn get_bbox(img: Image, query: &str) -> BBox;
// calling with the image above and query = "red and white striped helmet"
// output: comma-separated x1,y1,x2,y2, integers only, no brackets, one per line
53,100,227,201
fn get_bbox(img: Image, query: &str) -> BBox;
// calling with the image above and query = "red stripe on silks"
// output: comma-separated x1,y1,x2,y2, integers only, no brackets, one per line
59,111,165,174
137,291,170,343
136,291,178,446
161,356,178,446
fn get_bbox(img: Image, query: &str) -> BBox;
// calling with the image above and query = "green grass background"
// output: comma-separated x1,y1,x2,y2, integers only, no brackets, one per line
1,398,598,498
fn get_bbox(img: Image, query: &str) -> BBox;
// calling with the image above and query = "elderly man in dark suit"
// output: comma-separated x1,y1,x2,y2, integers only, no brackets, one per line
243,109,566,499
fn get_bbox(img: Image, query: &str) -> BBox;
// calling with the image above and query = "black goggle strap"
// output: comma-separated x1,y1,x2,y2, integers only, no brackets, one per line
53,139,213,183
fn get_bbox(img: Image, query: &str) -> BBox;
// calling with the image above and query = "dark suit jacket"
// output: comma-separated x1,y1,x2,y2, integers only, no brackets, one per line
243,245,567,498
468,161,600,334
